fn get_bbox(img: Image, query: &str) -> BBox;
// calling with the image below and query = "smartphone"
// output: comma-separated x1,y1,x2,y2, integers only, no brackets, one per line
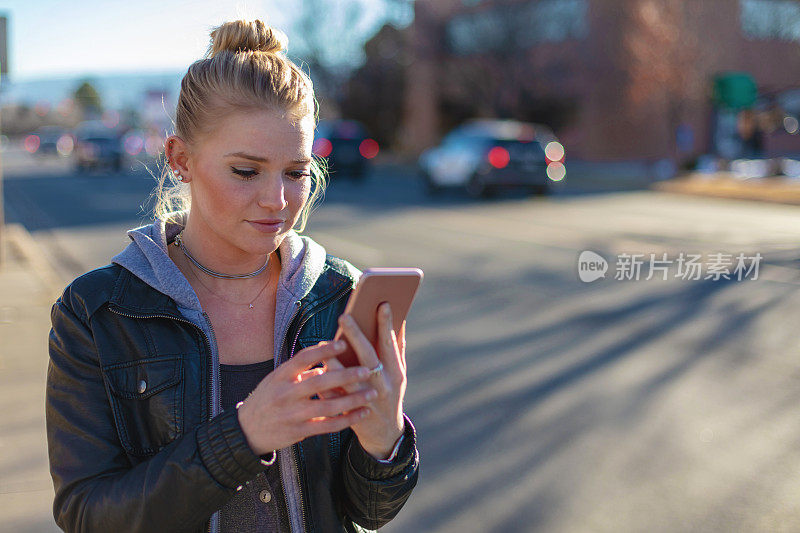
332,267,424,368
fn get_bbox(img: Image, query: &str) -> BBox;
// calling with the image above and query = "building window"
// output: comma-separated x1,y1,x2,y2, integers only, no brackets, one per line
447,0,588,55
740,0,800,41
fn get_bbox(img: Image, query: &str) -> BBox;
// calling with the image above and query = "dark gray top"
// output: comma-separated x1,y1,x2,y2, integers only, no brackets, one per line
219,359,291,533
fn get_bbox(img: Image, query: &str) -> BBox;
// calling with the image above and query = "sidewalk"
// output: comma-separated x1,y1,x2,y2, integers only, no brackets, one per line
0,224,64,532
654,172,800,205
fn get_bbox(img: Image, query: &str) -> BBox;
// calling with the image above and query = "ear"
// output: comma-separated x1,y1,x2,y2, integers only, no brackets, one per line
165,135,191,181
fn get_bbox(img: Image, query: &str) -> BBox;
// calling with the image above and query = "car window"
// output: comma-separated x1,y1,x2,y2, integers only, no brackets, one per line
442,131,489,151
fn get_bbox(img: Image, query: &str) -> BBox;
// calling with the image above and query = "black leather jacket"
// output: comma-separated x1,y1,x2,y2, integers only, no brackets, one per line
45,256,419,533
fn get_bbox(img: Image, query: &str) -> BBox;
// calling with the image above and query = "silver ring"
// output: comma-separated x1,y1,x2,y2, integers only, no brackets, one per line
367,361,383,378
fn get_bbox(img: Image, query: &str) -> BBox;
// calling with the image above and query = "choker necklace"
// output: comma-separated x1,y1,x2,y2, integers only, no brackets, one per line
173,232,269,280
186,254,273,309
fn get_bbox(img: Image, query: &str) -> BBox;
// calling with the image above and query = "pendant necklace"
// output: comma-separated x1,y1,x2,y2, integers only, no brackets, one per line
186,258,273,309
173,233,273,309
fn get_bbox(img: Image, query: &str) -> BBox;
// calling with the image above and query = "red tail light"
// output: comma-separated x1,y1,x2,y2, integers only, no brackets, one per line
487,146,510,168
312,138,332,158
24,135,41,153
359,138,379,159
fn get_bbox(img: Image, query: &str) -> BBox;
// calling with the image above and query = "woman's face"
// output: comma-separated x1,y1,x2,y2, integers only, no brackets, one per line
184,108,314,261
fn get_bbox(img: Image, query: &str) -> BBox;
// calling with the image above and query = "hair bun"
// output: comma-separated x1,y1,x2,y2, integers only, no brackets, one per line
207,19,288,57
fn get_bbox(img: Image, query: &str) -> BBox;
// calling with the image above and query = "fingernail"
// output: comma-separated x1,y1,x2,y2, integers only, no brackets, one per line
366,389,378,400
334,341,346,350
360,409,369,418
357,367,369,378
382,304,390,317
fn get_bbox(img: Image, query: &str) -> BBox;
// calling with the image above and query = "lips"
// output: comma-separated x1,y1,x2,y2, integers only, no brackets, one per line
247,219,285,233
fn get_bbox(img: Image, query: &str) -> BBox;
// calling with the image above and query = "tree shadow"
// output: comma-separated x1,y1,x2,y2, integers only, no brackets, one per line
395,270,797,531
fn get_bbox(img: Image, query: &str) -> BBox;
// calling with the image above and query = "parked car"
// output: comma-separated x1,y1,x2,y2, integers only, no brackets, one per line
74,127,123,172
418,119,566,198
33,126,70,156
312,119,379,180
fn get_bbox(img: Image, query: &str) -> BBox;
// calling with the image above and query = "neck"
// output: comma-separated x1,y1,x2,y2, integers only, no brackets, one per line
179,211,271,277
169,238,277,300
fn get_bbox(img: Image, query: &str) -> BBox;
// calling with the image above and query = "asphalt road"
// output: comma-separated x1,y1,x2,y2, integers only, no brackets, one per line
5,153,800,532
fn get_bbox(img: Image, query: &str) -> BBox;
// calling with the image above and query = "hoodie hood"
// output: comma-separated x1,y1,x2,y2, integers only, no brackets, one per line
110,210,329,361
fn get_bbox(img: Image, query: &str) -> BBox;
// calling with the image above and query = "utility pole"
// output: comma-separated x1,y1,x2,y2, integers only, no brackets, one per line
0,15,7,267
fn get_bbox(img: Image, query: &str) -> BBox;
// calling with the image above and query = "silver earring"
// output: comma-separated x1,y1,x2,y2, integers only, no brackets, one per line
173,168,187,182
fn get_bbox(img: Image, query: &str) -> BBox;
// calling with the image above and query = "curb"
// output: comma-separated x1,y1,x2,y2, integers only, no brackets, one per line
654,174,800,206
3,224,65,300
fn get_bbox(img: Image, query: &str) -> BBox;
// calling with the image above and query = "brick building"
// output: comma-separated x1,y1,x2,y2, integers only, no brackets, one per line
398,0,800,162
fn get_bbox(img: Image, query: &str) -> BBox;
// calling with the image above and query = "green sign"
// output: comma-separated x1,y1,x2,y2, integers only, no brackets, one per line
713,72,757,110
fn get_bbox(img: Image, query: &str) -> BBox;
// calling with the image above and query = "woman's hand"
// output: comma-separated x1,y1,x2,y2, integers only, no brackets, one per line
324,302,407,460
236,341,378,456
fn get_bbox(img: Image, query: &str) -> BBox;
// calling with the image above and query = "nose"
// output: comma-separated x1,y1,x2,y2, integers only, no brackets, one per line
257,173,288,211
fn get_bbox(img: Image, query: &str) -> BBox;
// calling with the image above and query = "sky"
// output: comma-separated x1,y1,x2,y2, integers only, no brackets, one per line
0,0,408,82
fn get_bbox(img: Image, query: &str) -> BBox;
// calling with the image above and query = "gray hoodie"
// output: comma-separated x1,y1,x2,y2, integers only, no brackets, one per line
111,210,358,533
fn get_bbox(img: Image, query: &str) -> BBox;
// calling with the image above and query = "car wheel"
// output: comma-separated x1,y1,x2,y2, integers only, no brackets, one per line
528,184,549,196
466,173,493,199
422,171,443,196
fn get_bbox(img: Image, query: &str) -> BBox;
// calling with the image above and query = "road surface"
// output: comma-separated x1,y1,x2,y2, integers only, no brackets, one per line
5,153,800,532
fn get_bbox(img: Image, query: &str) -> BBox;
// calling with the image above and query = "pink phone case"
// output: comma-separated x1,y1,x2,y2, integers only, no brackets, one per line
332,267,423,368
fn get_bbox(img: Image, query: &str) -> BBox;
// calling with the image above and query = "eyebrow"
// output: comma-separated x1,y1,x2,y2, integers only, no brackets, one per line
224,151,312,164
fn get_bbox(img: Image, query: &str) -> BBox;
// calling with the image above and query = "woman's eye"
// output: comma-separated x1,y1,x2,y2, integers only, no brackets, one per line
231,167,258,180
287,171,311,180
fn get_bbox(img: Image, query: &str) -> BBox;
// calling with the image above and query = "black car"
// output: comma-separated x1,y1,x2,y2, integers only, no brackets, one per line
74,130,123,172
34,126,70,156
418,119,566,198
312,120,379,180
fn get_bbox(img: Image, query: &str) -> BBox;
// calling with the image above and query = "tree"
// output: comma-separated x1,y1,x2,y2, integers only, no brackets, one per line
436,1,584,130
341,23,409,147
289,0,414,112
73,80,102,121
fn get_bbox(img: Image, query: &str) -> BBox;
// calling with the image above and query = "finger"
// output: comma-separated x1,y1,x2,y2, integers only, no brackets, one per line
301,408,370,437
317,388,346,400
397,321,407,373
321,356,360,397
302,388,377,419
338,314,381,371
298,368,325,383
377,302,402,380
281,340,347,378
324,356,345,371
294,365,372,399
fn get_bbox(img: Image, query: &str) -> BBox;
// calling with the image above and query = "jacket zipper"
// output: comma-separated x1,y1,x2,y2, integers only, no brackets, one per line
283,285,352,533
108,306,216,533
200,311,221,533
277,300,307,533
111,279,350,533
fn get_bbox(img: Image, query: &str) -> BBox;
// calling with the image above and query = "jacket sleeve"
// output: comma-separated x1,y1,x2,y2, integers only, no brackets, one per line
339,412,419,530
45,296,269,533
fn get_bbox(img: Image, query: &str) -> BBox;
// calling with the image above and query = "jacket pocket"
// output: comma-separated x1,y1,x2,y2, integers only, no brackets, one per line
102,356,184,457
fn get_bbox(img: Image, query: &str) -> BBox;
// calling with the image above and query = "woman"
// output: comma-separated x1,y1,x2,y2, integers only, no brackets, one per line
45,19,418,533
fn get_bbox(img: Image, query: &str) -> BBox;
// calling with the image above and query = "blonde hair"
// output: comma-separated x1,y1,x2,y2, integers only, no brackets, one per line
153,19,327,232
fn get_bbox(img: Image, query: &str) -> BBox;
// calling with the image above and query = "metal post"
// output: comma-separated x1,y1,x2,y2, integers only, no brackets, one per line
0,15,7,267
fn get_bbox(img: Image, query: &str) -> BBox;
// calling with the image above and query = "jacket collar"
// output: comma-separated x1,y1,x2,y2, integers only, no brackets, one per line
109,210,330,314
